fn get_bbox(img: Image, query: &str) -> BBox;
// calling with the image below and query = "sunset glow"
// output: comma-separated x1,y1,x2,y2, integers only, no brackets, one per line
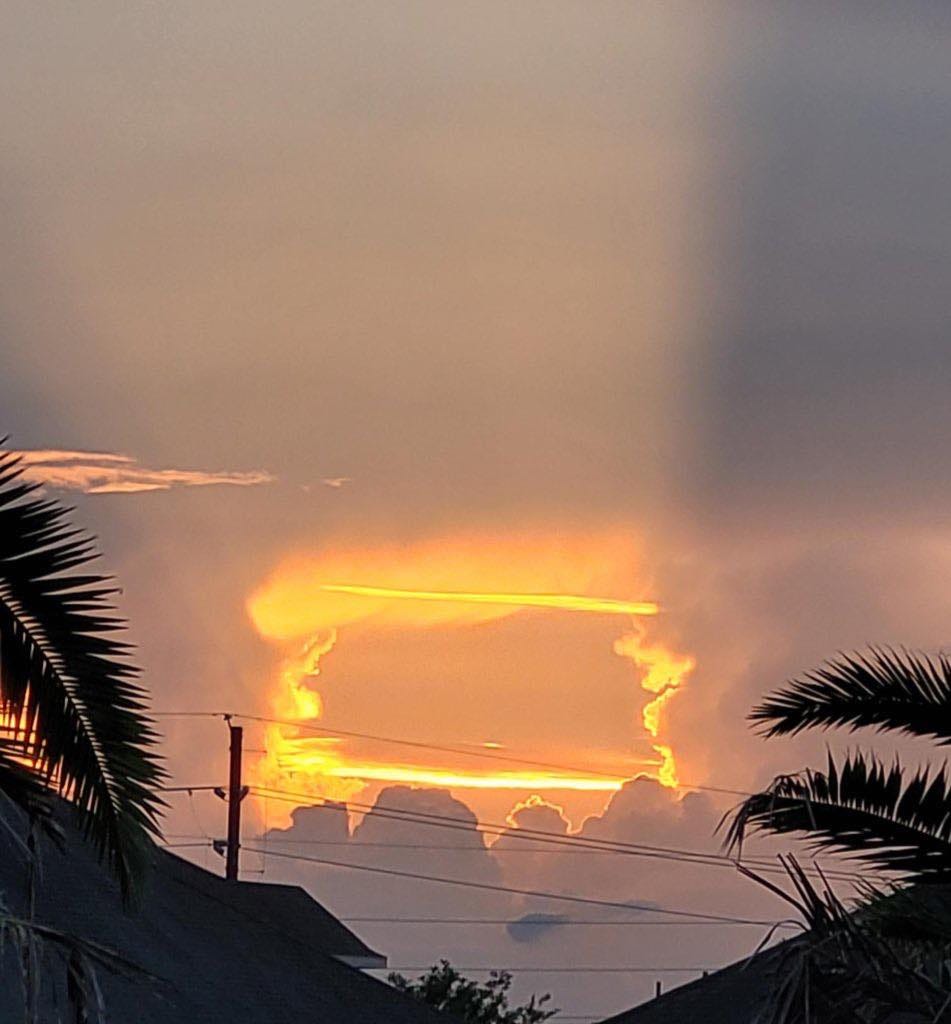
613,634,696,788
320,583,659,617
7,4,942,1018
247,532,693,815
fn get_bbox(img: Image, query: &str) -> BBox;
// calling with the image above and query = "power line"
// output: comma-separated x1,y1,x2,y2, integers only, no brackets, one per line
253,835,856,873
162,786,225,794
256,833,859,883
239,845,794,928
254,838,753,855
249,784,860,883
254,786,752,872
151,709,751,798
154,710,654,781
377,965,711,974
158,835,789,929
159,806,858,885
341,918,740,927
235,713,665,786
160,780,858,883
252,784,742,861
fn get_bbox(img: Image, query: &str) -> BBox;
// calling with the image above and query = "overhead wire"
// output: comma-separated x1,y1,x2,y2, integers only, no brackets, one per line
151,710,752,798
155,717,786,1002
248,784,860,884
341,917,745,927
153,715,859,887
160,785,223,793
252,835,860,879
158,803,860,885
159,780,859,885
239,845,796,928
253,838,763,855
341,921,732,929
373,965,711,974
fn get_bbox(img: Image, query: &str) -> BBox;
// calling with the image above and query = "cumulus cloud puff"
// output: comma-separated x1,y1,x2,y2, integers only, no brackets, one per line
256,779,796,1017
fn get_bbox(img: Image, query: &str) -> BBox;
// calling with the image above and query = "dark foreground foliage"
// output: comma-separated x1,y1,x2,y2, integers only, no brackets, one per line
390,960,558,1023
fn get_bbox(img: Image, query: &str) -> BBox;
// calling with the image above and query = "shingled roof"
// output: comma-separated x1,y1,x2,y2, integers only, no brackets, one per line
598,949,781,1024
0,804,450,1023
598,938,924,1024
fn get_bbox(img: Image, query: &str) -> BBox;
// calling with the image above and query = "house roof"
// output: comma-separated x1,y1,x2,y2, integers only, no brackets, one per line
598,950,781,1024
598,929,929,1024
0,805,450,1023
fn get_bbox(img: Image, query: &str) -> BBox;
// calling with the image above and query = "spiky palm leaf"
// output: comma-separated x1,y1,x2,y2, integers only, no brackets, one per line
751,647,951,744
726,752,951,881
0,742,56,823
0,447,164,898
740,858,951,1024
0,899,161,1024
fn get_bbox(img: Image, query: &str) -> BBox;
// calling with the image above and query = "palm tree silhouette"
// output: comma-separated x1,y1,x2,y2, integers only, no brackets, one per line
0,444,164,899
727,648,951,1022
727,647,951,877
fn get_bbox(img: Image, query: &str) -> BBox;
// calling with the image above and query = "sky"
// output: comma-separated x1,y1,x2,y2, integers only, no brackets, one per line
4,2,951,1019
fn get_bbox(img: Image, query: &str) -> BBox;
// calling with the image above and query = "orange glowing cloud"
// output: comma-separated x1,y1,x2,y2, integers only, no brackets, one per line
249,532,650,638
15,449,273,494
505,794,570,830
613,632,695,787
247,531,693,809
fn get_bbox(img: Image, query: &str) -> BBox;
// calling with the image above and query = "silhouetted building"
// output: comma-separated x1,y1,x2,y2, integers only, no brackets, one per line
0,804,449,1022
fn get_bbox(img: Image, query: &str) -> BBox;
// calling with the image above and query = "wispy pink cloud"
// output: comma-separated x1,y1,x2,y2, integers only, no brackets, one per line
15,450,274,495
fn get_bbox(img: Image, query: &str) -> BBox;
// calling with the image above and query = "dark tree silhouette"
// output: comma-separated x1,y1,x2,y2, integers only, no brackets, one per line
389,960,557,1023
726,647,951,1022
0,444,165,899
727,648,951,877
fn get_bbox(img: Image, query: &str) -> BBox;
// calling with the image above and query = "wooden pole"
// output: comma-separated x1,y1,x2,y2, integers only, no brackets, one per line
225,724,244,881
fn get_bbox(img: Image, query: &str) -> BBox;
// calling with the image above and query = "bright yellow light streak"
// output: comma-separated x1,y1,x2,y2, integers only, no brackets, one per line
316,763,625,791
321,584,658,617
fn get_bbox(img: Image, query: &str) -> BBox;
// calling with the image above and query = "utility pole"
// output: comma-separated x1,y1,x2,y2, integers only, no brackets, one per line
225,721,248,881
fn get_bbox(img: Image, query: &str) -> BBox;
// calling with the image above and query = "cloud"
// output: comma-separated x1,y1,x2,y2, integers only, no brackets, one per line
252,778,794,1018
504,795,571,833
260,785,508,923
14,449,274,495
506,912,570,943
697,6,951,526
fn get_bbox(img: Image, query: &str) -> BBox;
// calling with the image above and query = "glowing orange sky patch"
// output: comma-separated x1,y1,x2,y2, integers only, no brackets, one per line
300,761,623,791
247,531,694,820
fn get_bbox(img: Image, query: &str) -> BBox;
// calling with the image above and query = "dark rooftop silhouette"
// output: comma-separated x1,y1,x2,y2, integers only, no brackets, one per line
0,802,451,1022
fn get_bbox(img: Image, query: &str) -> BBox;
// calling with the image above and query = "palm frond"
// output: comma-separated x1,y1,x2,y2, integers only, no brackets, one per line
752,647,951,744
740,858,951,1024
724,752,951,881
0,898,162,1024
858,882,951,948
0,446,165,898
0,742,53,824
